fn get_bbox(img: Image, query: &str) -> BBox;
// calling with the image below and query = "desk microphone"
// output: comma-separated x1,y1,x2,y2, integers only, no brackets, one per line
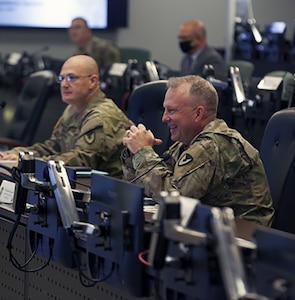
130,152,170,184
0,101,6,110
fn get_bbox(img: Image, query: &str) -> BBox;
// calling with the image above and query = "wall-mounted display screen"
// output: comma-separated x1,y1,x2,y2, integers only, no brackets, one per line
0,0,128,29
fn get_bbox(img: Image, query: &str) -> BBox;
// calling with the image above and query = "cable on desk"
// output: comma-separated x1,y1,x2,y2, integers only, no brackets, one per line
68,229,115,287
138,250,151,267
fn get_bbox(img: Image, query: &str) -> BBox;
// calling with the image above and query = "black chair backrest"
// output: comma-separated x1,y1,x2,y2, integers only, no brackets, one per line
260,108,295,233
6,70,55,145
127,80,172,156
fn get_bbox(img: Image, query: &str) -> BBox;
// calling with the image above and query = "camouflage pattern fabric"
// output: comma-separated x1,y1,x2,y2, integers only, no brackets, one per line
121,118,274,226
8,90,133,178
73,36,122,70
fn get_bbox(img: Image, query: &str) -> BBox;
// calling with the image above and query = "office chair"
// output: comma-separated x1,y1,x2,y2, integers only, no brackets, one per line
127,80,172,156
241,72,295,149
227,60,255,82
0,70,56,149
119,47,151,68
259,108,295,234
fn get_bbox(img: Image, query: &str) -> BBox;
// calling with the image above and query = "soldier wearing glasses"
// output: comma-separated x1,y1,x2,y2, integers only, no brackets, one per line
0,55,133,178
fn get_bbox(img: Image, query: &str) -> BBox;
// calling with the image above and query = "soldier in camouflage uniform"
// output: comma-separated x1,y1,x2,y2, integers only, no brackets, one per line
121,75,274,226
69,17,121,73
0,55,133,178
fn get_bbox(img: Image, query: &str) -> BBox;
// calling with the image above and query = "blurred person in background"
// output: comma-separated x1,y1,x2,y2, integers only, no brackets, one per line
178,20,227,80
69,17,122,75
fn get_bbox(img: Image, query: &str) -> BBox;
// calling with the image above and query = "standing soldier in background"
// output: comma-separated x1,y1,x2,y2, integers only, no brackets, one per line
0,55,133,178
69,17,122,75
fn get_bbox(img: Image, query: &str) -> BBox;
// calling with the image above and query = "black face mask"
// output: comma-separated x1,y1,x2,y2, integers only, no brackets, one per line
179,40,192,53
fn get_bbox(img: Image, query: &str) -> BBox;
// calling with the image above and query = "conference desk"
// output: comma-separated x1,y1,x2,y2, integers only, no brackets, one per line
0,203,152,300
0,202,259,300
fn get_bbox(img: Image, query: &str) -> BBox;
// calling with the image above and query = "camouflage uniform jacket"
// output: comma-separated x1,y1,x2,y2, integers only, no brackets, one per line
121,118,274,226
73,36,121,70
8,90,133,178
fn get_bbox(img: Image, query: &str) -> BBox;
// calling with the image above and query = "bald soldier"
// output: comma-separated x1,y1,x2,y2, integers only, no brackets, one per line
0,55,133,178
121,75,274,226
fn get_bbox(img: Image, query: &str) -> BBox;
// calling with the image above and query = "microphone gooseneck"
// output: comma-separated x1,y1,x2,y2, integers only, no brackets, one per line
130,153,170,184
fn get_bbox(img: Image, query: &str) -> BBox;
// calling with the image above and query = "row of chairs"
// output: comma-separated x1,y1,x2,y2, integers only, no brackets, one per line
228,60,295,102
0,70,65,149
215,61,295,233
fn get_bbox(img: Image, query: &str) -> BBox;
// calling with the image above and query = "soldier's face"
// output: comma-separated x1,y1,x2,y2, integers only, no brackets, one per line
59,60,95,112
162,84,200,145
69,20,90,46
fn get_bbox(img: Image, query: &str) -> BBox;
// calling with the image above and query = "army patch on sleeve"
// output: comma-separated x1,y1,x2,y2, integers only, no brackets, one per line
84,131,96,145
178,153,193,166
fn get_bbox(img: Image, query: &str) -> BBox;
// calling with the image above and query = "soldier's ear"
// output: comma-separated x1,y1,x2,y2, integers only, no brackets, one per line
89,74,98,89
195,105,204,120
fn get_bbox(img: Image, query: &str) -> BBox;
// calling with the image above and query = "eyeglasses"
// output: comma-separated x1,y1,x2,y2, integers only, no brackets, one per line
56,74,91,84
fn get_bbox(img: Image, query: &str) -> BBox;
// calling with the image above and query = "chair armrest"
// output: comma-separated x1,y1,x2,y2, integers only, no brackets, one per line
0,137,27,149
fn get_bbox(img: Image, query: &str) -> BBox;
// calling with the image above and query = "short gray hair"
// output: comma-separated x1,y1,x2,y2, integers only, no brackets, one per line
167,75,218,115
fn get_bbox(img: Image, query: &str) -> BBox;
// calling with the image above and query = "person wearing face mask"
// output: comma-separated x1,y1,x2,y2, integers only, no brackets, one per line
121,75,274,227
178,20,227,80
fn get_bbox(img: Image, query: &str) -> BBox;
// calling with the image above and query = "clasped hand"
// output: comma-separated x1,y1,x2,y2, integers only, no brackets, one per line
123,123,163,154
0,152,18,161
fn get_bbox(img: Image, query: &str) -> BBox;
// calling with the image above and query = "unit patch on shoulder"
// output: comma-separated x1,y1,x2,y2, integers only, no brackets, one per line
178,153,193,166
84,131,96,145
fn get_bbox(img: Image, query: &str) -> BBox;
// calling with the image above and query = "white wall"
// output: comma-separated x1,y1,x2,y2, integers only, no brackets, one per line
254,0,295,38
0,0,294,70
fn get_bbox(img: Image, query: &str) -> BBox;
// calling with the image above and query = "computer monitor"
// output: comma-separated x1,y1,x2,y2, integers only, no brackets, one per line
0,0,128,29
86,172,146,297
269,21,286,35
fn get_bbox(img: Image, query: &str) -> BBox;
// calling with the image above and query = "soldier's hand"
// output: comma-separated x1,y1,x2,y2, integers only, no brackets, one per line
0,152,18,161
123,123,163,154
